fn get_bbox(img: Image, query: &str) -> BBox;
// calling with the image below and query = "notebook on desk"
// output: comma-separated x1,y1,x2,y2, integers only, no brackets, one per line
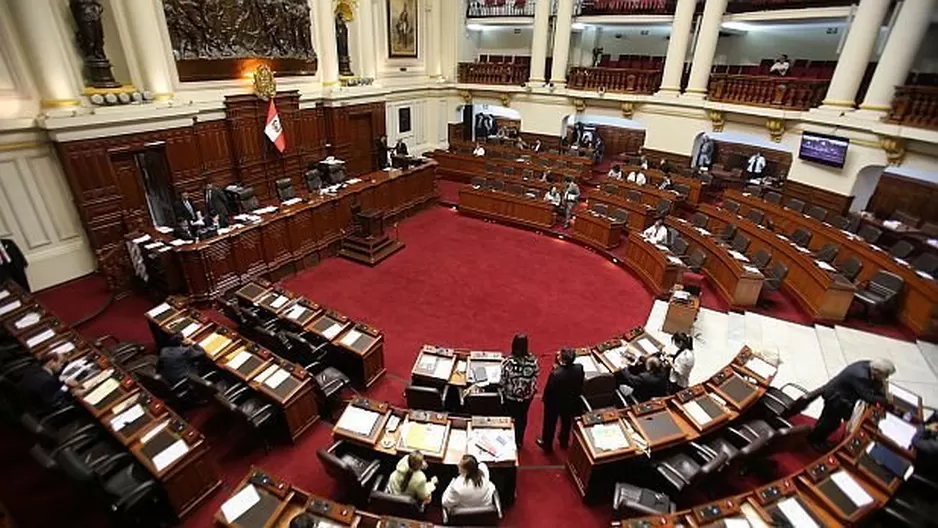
867,443,914,480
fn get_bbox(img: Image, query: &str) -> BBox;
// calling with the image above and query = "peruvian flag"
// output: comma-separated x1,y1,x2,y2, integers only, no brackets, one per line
264,100,286,153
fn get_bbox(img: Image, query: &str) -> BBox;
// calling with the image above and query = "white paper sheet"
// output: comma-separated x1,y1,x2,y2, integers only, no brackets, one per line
227,350,252,370
0,300,22,315
141,420,168,443
667,256,684,266
282,197,303,206
444,429,468,464
322,322,344,340
744,265,761,274
777,497,819,528
335,406,380,436
729,250,750,262
286,305,306,320
698,228,712,236
181,322,201,337
84,378,119,405
709,392,728,407
590,423,629,451
575,355,598,373
603,347,630,369
890,385,919,409
0,290,8,300
169,239,188,247
722,518,752,528
816,260,836,272
49,341,76,356
253,364,279,384
745,356,777,379
221,485,261,523
878,412,917,449
269,295,288,309
26,329,56,348
684,400,713,425
143,242,163,250
830,470,874,508
132,234,151,243
155,226,173,234
340,329,363,348
152,439,189,471
158,246,172,253
635,337,657,356
484,365,502,384
917,271,935,280
14,312,41,329
264,368,291,389
110,404,145,432
432,357,454,379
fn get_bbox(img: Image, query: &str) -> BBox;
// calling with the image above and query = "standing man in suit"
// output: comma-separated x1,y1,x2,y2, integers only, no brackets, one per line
174,191,198,225
377,136,392,169
204,183,231,228
562,177,581,228
537,348,584,452
394,138,409,156
0,238,29,292
808,359,895,450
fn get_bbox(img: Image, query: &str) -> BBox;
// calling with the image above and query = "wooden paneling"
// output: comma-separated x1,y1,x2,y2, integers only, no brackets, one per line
712,140,791,182
642,148,691,172
782,179,854,217
195,120,236,187
566,124,645,156
323,102,386,178
868,173,938,225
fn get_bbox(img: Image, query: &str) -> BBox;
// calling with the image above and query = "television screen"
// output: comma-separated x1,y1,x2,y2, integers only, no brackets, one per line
799,132,849,168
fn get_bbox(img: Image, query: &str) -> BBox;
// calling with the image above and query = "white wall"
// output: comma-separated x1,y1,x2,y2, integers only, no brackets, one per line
594,26,671,59
469,26,535,59
386,93,450,154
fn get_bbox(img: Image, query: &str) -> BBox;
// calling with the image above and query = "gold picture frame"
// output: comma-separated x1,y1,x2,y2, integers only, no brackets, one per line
387,0,417,58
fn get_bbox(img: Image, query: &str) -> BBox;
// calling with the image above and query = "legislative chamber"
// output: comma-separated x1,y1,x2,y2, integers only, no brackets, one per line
1,0,937,527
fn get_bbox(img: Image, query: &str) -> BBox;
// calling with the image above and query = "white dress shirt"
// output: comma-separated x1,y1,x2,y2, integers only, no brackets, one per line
473,146,485,157
607,169,623,180
545,190,561,206
770,60,790,76
669,349,695,388
627,171,647,185
747,155,766,174
442,464,496,510
643,224,668,245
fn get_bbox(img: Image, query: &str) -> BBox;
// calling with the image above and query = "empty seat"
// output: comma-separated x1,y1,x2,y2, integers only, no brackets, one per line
590,202,608,216
685,249,706,273
236,187,260,212
671,238,689,259
761,382,819,418
921,221,938,237
275,178,296,202
813,243,840,263
745,208,764,225
829,215,850,230
750,248,772,271
718,223,737,243
613,483,675,518
405,384,449,412
653,443,728,494
764,191,782,205
612,208,629,223
791,228,813,248
673,184,690,198
603,183,618,195
837,256,864,282
744,185,762,196
317,442,381,504
491,180,505,191
305,168,323,192
656,199,671,217
580,373,621,412
463,391,504,416
854,271,904,321
891,210,921,227
731,233,750,254
859,224,883,244
912,253,938,275
627,190,642,202
889,240,915,260
760,260,789,303
506,183,524,195
691,212,709,230
723,200,741,215
470,176,484,188
784,198,805,213
805,205,828,222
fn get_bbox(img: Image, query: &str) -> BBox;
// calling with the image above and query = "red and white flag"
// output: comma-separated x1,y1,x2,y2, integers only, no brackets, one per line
264,100,286,153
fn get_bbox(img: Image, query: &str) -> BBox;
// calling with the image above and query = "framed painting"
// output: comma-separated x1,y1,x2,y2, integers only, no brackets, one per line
387,0,418,58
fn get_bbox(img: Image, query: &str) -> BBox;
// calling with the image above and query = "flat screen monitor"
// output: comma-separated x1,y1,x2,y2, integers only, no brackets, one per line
799,132,849,168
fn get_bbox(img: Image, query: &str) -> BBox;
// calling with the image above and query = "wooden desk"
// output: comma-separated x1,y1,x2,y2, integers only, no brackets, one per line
587,191,656,233
702,203,857,323
624,232,686,298
459,186,555,229
573,210,626,250
412,346,504,391
596,176,683,211
132,161,436,301
666,217,764,308
619,166,703,206
567,348,772,499
430,150,584,186
661,289,700,334
146,301,321,441
1,282,221,519
725,189,938,336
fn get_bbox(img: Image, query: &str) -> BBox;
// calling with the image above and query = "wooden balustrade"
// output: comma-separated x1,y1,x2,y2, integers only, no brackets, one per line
575,0,676,15
567,67,662,94
886,85,938,131
708,73,829,110
458,62,530,86
467,0,537,17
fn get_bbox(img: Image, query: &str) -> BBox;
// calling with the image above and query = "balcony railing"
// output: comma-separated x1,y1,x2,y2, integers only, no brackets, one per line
466,0,537,17
458,62,531,86
568,67,662,94
886,86,938,131
707,74,829,110
574,0,677,16
726,0,856,13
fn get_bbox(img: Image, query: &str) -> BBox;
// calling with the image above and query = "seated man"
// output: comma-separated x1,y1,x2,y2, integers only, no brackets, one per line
472,143,486,157
16,355,74,412
658,174,673,191
914,414,938,478
627,170,647,186
620,356,669,402
607,165,624,180
544,186,561,208
394,139,409,156
642,218,668,245
770,54,790,76
157,332,206,387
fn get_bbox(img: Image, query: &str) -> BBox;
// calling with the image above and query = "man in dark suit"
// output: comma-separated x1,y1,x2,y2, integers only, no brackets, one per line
808,358,895,450
914,414,938,478
203,183,231,228
619,356,669,402
16,355,72,411
157,332,205,387
394,139,409,156
537,348,585,452
0,238,29,292
377,136,392,169
174,191,198,224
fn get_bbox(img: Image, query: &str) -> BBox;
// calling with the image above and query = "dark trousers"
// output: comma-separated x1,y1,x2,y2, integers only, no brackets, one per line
505,398,532,447
541,403,573,448
808,398,851,444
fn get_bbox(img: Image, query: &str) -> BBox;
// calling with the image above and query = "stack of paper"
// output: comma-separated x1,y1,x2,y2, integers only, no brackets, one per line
684,400,713,425
282,197,303,206
744,265,761,274
444,429,468,464
335,406,380,436
49,341,76,357
603,346,629,369
227,350,252,370
470,428,516,462
84,378,120,405
0,300,22,315
432,357,455,379
181,322,201,338
110,404,145,432
220,485,261,523
340,329,363,348
745,356,777,379
153,439,189,471
253,364,280,385
417,354,437,373
634,338,657,356
403,422,447,453
286,305,306,320
816,260,836,272
322,322,344,340
14,312,41,329
26,329,56,348
878,413,917,449
269,295,289,309
263,368,291,390
574,355,598,373
147,303,172,318
729,250,750,262
830,471,874,508
590,423,629,451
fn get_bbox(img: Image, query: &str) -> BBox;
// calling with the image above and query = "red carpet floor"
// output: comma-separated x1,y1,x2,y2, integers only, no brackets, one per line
0,203,889,527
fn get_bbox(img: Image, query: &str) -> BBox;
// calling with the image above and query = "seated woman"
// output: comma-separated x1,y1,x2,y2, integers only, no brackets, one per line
442,454,497,510
388,451,437,503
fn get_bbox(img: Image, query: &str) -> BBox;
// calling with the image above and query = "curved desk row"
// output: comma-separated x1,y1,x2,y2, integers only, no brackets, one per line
215,467,433,528
130,162,437,301
725,189,938,337
624,232,687,298
233,279,387,388
0,282,221,519
614,166,704,206
586,190,656,233
616,407,921,528
572,210,627,251
458,186,555,230
701,203,857,322
429,149,582,185
597,175,684,212
449,139,592,177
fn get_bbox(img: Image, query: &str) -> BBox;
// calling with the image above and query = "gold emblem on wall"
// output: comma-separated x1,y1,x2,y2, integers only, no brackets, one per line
620,102,636,119
253,64,277,100
879,136,906,166
572,98,586,113
459,90,473,104
500,93,512,108
765,118,785,142
708,110,725,132
334,0,357,20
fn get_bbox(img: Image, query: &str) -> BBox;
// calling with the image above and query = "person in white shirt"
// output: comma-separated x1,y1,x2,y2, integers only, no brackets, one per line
442,455,497,511
658,175,673,191
746,151,766,179
627,170,647,186
472,143,485,157
544,186,561,207
533,139,543,153
666,332,695,392
639,155,649,170
769,54,790,76
607,165,624,180
642,218,668,245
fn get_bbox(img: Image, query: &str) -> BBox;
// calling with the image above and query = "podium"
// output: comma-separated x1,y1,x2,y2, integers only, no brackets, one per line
338,208,404,266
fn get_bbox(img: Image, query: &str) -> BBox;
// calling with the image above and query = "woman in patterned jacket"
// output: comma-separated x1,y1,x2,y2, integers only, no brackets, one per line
501,333,540,447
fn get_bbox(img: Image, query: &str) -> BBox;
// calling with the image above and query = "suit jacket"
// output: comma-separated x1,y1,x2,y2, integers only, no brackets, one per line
174,198,198,223
0,239,29,292
157,345,205,386
620,368,669,402
543,363,585,414
16,363,68,411
395,142,409,156
204,188,231,221
821,360,888,409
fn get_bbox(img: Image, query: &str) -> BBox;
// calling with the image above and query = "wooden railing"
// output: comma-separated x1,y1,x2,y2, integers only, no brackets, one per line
458,62,530,86
886,85,938,131
466,0,537,17
726,0,855,13
708,74,829,110
575,0,677,15
567,67,662,94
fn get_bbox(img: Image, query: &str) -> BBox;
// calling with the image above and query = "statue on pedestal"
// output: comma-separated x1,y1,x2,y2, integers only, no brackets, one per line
69,0,120,88
336,12,354,77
